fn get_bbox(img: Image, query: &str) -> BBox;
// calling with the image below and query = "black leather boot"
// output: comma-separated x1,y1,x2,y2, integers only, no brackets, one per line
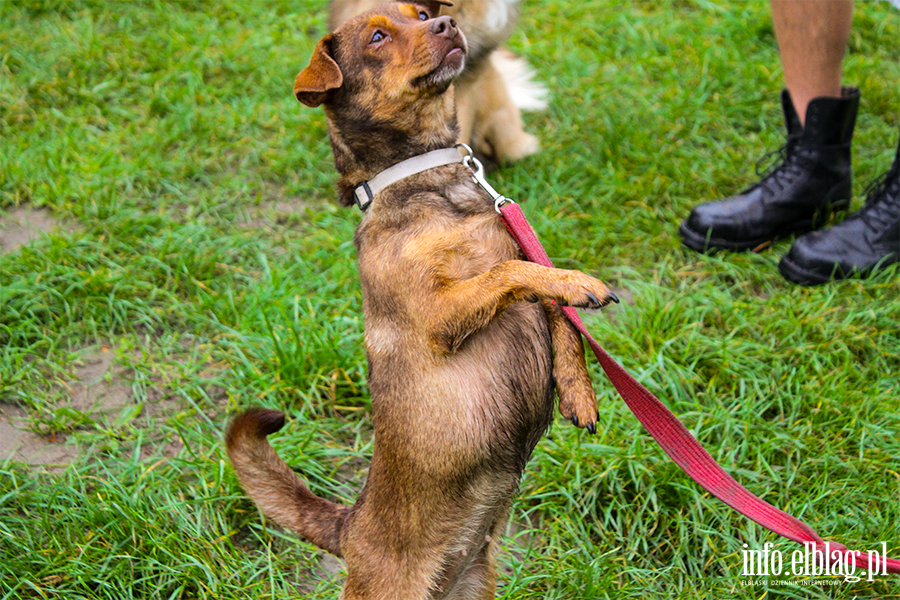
779,133,900,285
679,87,860,253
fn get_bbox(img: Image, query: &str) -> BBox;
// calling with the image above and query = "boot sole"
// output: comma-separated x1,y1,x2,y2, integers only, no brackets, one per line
779,253,900,286
777,254,833,286
678,219,812,254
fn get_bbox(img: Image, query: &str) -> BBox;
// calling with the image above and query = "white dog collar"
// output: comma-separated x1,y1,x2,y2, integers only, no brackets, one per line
353,147,466,211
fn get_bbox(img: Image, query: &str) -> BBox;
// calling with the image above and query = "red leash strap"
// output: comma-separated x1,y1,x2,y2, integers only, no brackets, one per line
498,201,900,574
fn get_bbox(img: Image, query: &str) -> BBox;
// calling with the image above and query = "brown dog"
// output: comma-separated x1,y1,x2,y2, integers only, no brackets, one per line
329,0,545,165
226,3,616,598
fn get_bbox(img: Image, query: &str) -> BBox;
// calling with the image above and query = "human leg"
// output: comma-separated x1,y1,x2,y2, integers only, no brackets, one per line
772,0,853,125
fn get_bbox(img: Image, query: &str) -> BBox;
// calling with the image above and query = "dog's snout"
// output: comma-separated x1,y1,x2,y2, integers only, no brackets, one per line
430,15,458,37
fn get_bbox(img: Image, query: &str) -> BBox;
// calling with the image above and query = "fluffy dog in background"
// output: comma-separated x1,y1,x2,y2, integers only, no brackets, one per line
330,0,547,165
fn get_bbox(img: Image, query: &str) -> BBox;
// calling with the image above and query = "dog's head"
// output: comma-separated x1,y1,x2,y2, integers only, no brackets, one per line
295,1,468,205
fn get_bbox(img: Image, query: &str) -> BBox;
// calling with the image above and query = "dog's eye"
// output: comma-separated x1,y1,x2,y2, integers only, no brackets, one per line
371,30,386,44
418,10,429,21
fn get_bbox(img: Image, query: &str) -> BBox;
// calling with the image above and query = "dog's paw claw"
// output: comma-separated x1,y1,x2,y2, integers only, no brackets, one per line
555,273,615,309
560,400,599,434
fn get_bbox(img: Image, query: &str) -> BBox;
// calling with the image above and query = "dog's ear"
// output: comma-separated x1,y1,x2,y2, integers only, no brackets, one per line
294,35,343,108
401,0,453,18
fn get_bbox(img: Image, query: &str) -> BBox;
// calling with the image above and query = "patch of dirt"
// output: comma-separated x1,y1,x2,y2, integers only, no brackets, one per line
0,344,137,468
1,342,213,468
67,345,133,417
0,206,65,253
0,404,80,466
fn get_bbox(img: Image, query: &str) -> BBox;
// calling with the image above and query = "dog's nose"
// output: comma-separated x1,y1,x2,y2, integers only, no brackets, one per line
430,15,458,38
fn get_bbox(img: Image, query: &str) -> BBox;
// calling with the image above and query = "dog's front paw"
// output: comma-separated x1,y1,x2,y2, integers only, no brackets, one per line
496,132,540,164
551,272,619,310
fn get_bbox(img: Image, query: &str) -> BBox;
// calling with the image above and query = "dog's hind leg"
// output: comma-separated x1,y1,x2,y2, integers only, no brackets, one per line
444,551,496,600
339,556,444,600
543,301,598,434
443,532,502,600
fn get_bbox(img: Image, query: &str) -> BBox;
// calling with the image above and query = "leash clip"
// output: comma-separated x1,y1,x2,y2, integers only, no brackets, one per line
457,144,514,213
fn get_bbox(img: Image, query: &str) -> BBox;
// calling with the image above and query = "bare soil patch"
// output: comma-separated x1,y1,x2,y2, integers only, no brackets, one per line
67,345,133,417
0,344,135,468
0,206,65,253
0,343,220,467
0,403,80,466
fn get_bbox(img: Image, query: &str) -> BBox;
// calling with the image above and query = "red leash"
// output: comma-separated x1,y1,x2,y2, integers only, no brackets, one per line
498,201,900,575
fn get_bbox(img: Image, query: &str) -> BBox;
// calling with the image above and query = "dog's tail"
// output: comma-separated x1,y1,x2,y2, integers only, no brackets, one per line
491,49,548,112
225,408,348,557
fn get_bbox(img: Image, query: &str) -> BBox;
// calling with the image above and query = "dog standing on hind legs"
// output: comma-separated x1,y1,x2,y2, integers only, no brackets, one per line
226,3,617,598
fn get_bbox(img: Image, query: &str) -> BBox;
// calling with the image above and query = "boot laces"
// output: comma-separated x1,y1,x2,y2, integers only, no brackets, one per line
753,137,807,194
856,157,900,230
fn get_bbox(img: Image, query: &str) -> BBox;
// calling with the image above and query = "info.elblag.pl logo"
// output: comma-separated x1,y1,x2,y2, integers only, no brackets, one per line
742,542,891,583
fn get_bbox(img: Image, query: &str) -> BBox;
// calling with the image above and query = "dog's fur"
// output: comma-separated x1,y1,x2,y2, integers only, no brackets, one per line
329,0,546,165
226,3,614,598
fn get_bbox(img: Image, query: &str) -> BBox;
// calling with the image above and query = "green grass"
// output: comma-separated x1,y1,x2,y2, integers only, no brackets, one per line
1,0,898,598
